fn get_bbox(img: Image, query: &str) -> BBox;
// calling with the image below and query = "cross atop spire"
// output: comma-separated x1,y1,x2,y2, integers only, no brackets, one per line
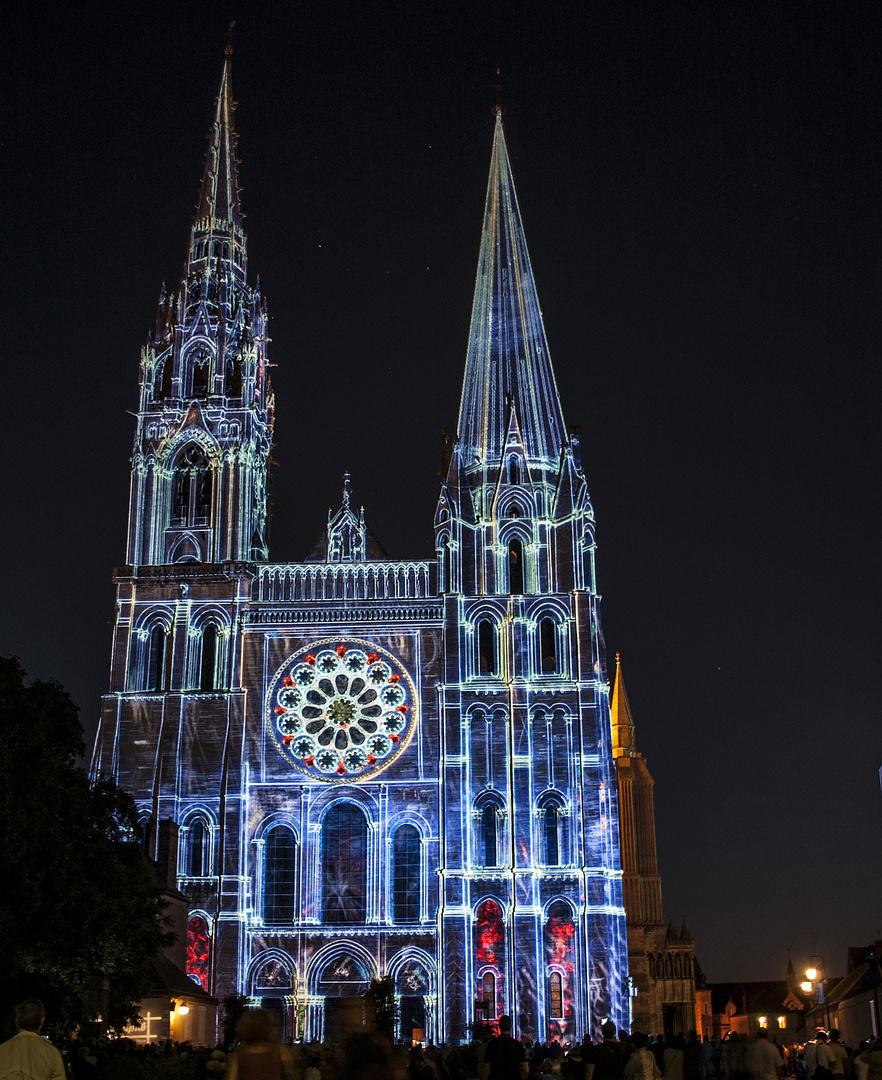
456,112,568,471
196,26,241,227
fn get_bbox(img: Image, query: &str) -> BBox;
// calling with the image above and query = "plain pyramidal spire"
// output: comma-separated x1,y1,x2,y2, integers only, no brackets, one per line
196,25,242,226
456,109,568,469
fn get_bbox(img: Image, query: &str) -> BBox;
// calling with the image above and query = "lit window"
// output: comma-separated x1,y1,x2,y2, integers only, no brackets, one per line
549,971,563,1018
777,1016,786,1029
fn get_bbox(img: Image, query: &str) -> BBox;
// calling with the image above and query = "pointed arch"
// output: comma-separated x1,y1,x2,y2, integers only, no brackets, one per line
145,622,168,691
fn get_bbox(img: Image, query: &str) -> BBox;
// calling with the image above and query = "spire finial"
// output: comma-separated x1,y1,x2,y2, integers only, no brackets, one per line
493,68,504,116
225,20,236,57
342,472,352,508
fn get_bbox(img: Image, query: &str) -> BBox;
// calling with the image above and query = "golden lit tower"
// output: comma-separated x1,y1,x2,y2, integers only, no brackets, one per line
611,655,697,1034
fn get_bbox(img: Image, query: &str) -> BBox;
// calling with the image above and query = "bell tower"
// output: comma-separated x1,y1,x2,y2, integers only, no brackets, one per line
434,109,628,1039
126,36,273,569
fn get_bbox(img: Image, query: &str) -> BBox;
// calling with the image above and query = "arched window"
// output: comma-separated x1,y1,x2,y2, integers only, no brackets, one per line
200,624,218,690
478,619,496,675
171,445,212,528
665,954,673,978
392,824,420,923
481,971,496,1017
184,818,209,877
648,954,656,979
508,538,524,594
539,793,566,867
225,353,243,397
508,458,521,486
263,826,296,924
190,348,210,398
539,618,557,673
674,953,683,977
438,535,451,593
476,794,503,868
186,915,210,992
322,803,368,924
476,898,504,1016
145,624,167,691
545,901,575,1037
549,971,563,1018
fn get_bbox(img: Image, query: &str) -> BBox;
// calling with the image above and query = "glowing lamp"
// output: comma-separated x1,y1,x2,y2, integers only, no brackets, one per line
801,981,813,993
178,1004,189,1015
806,968,819,981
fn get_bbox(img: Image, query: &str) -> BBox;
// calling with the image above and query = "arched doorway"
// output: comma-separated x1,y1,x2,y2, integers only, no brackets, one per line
316,952,370,1043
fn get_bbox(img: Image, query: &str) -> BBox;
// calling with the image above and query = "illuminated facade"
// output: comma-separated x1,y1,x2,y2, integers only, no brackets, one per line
92,49,630,1043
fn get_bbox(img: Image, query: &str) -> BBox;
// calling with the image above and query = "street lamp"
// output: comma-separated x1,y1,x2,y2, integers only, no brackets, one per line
804,959,830,1030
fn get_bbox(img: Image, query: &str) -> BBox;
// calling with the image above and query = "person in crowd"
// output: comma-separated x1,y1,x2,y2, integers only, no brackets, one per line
0,998,65,1080
480,1016,529,1080
806,1032,829,1080
724,1032,751,1080
748,1029,783,1080
664,1036,686,1080
856,1038,882,1080
818,1030,848,1080
226,1008,296,1080
625,1034,662,1080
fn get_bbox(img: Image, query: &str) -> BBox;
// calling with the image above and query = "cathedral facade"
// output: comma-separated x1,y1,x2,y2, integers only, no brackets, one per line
91,50,631,1044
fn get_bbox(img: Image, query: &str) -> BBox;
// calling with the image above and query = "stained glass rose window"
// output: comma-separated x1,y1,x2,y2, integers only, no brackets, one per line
266,641,416,781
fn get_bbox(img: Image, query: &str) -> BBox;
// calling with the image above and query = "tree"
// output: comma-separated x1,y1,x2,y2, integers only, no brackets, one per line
0,657,172,1032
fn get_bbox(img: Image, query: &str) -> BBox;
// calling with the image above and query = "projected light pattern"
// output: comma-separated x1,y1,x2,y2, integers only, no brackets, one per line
266,642,416,780
93,60,630,1048
187,915,210,992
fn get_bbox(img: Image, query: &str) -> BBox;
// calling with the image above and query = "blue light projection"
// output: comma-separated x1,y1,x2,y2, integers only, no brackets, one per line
91,59,629,1045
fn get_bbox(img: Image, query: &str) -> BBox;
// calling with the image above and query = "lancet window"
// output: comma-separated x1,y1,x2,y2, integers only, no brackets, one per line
538,792,567,867
144,623,168,692
200,623,218,690
321,802,368,924
171,445,212,527
262,825,296,924
392,824,421,923
539,618,558,673
477,619,496,675
475,793,504,868
508,538,524,594
183,816,211,877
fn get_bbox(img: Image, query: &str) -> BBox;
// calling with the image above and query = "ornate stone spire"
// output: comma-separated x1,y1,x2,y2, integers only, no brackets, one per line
196,25,241,227
456,111,568,471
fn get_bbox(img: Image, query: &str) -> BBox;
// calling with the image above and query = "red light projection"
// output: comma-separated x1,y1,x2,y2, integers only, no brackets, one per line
186,914,210,992
476,898,504,966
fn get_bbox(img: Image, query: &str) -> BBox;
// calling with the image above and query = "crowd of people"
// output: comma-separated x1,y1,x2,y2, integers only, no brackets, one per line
4,999,882,1080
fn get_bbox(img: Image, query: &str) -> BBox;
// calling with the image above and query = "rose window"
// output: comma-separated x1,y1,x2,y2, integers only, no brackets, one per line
266,641,416,781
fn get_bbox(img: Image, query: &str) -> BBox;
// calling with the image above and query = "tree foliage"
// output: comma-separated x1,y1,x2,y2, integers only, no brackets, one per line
0,657,172,1032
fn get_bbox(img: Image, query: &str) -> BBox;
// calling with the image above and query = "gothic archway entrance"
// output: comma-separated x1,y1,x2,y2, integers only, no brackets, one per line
317,953,370,1043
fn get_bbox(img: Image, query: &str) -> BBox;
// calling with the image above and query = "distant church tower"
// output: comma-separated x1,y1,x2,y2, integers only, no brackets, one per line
611,655,697,1034
93,51,630,1045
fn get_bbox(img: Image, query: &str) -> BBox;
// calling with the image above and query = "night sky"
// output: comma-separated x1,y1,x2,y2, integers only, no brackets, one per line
4,3,880,984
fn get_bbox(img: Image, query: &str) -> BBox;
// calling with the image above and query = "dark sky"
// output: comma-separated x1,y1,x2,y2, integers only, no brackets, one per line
4,2,880,983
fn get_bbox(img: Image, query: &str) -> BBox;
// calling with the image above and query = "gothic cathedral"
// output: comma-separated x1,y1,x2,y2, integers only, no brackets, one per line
92,48,635,1044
